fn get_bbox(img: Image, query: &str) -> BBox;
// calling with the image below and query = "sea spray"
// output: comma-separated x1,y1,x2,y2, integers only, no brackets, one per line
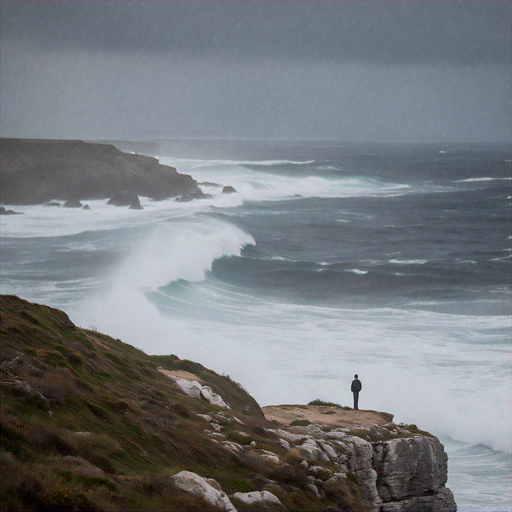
3,141,510,512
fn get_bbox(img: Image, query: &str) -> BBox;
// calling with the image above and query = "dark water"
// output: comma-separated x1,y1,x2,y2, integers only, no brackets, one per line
1,141,511,511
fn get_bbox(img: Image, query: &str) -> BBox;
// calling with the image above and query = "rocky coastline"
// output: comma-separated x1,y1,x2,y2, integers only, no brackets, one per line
0,138,202,205
1,295,456,511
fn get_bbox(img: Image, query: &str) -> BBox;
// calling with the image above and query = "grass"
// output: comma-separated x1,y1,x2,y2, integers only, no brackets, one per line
150,355,264,417
0,294,427,512
307,399,341,407
289,419,311,427
1,295,262,509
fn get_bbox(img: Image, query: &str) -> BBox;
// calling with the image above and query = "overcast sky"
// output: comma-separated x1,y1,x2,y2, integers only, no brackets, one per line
1,1,510,142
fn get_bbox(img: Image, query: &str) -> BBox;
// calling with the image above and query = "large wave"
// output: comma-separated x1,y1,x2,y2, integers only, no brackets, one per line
69,212,511,455
4,143,509,512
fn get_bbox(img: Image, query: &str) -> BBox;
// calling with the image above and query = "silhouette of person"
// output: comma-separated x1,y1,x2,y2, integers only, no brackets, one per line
351,374,362,410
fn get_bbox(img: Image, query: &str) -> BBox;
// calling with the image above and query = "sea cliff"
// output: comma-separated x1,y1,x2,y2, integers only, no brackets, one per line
0,138,200,205
0,295,456,511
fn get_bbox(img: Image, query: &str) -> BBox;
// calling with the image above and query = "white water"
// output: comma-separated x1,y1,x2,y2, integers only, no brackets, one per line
63,212,510,455
2,155,511,511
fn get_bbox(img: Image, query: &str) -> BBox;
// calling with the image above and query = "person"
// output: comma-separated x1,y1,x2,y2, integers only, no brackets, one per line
351,374,362,410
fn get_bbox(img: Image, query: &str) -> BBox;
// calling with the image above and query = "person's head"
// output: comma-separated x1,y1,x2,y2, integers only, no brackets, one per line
354,374,358,379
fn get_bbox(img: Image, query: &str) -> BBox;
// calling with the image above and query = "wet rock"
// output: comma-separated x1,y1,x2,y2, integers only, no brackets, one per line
222,185,237,194
63,199,83,208
175,190,213,202
107,191,140,207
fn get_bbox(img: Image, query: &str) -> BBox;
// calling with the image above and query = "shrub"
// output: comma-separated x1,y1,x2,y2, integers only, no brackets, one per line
320,474,370,512
307,399,340,407
269,464,309,489
24,426,78,457
290,419,311,427
404,424,434,438
226,431,253,446
284,448,304,465
67,351,83,366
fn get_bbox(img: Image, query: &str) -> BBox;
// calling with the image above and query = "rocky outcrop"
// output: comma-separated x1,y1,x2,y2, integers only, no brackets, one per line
159,371,457,512
63,199,83,208
269,423,456,512
107,191,143,210
165,416,456,512
159,369,231,409
158,369,456,512
0,138,200,205
175,190,213,202
374,436,448,504
167,400,456,512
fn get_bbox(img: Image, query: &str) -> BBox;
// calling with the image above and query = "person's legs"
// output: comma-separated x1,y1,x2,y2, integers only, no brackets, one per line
353,391,359,410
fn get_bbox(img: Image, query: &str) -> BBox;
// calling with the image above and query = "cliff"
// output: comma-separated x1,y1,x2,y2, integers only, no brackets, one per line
0,138,200,205
0,295,456,512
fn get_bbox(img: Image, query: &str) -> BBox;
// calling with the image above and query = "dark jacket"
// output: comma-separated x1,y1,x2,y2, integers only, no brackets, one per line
351,379,362,392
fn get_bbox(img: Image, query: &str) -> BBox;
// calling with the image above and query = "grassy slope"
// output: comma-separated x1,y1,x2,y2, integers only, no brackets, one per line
1,295,369,512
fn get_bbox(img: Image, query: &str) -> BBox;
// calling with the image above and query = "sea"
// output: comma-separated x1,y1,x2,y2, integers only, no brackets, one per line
1,140,511,511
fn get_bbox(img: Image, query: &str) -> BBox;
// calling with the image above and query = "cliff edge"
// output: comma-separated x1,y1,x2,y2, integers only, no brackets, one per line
1,295,456,511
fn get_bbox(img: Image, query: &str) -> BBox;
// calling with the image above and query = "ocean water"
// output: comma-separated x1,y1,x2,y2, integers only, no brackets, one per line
1,140,510,511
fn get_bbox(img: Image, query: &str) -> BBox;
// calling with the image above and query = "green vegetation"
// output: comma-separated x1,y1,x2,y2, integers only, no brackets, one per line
289,419,311,427
307,399,342,407
400,423,434,438
150,355,263,417
1,295,370,511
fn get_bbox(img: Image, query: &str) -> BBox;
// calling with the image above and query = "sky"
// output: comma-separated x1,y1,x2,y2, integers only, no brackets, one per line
1,0,511,142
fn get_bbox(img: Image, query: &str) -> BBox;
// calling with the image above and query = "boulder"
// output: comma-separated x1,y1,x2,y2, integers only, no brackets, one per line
249,449,282,465
82,204,91,210
63,199,83,208
107,191,140,207
222,441,244,456
175,190,213,202
232,490,282,509
171,471,237,512
171,376,230,408
222,185,237,194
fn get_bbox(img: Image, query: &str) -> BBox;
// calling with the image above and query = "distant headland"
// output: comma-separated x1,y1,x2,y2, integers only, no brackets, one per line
0,138,202,206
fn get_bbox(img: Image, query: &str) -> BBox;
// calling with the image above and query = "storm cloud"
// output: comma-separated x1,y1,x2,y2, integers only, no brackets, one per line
1,1,510,142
